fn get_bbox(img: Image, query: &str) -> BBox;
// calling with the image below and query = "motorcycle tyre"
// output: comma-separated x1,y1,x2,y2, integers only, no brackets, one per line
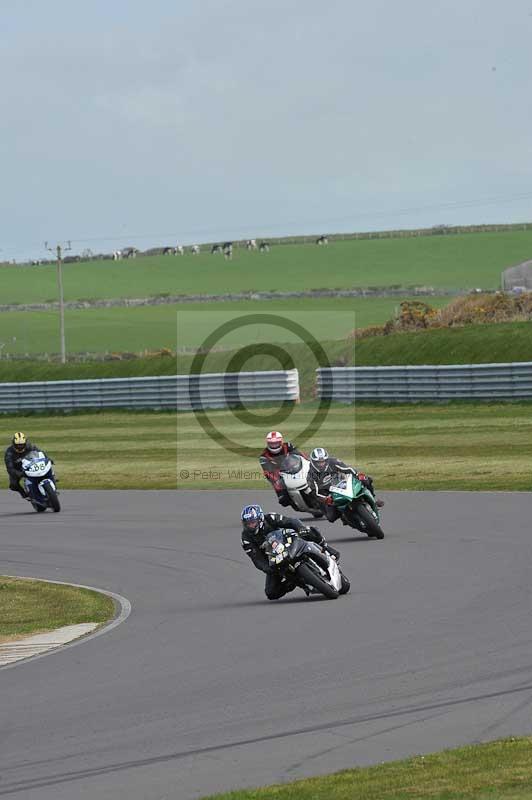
296,561,339,600
355,503,384,539
44,483,61,513
339,571,351,595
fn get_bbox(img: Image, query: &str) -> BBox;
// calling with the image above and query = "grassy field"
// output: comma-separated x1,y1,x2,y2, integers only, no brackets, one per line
2,228,531,304
198,737,532,800
1,404,530,490
0,296,451,357
2,323,530,407
0,577,114,639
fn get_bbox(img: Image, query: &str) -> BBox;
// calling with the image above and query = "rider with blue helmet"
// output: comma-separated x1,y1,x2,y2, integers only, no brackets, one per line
241,504,340,600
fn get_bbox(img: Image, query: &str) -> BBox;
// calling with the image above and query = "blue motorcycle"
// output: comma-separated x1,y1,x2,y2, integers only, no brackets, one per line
21,451,61,513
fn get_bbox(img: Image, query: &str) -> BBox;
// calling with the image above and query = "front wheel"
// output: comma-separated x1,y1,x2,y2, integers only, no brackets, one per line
311,510,324,519
44,483,61,513
296,561,339,599
339,571,350,595
354,503,383,539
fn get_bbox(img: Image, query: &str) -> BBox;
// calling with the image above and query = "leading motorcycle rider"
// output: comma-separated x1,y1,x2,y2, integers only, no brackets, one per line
307,447,384,523
259,431,306,508
241,504,340,600
4,432,39,498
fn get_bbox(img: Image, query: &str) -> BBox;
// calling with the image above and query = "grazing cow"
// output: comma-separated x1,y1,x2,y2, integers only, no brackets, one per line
246,239,258,251
191,244,200,255
163,245,184,256
211,244,223,255
259,241,270,253
223,242,233,260
316,235,329,246
122,246,138,259
112,249,122,260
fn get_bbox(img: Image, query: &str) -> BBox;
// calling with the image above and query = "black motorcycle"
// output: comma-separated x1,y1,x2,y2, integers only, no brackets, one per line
262,528,350,600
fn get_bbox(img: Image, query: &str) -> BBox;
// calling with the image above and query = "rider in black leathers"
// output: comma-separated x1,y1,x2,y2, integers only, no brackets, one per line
307,447,384,523
4,432,40,498
240,505,340,600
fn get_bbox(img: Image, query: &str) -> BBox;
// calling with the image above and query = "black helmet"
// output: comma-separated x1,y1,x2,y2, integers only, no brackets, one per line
12,432,27,454
310,447,329,472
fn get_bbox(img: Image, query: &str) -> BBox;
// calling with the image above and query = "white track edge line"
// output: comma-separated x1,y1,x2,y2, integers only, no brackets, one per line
0,576,131,672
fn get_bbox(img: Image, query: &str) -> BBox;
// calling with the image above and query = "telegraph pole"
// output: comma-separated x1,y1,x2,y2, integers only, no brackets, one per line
45,240,71,364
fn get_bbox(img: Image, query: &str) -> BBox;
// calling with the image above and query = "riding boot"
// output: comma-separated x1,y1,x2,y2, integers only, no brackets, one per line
325,504,340,523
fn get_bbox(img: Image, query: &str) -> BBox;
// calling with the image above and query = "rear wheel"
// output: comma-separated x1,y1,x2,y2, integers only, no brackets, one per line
296,561,339,599
44,483,61,513
354,503,383,539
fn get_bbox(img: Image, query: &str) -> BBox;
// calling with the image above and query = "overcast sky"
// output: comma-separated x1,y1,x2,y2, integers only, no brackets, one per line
2,0,532,261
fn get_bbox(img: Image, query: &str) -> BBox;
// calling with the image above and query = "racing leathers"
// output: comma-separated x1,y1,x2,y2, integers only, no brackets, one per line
308,457,377,523
241,512,339,600
259,442,306,507
4,441,40,497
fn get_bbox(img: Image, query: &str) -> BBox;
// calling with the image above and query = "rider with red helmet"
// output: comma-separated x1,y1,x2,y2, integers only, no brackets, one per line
259,431,306,508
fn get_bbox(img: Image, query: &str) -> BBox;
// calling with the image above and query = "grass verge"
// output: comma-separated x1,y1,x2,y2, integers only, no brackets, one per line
198,736,532,800
0,577,114,639
0,404,531,490
1,322,531,395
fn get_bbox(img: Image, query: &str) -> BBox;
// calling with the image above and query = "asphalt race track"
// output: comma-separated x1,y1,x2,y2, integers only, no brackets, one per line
1,489,532,799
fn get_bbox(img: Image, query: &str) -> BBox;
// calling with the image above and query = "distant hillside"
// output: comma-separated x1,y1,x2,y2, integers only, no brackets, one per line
1,226,532,304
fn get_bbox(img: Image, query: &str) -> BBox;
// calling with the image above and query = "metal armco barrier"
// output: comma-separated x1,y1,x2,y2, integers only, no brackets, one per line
317,363,532,402
0,369,300,412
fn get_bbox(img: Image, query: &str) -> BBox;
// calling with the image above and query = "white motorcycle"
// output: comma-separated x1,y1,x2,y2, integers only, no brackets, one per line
277,453,324,518
21,451,61,513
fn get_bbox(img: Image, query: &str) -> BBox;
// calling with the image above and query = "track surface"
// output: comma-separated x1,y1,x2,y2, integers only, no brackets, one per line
1,490,532,799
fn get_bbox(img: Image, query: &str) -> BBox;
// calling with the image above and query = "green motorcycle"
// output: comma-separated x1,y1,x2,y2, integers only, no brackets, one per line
329,474,384,539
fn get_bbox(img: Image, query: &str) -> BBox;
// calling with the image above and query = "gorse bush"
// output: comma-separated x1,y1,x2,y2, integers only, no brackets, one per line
353,293,532,338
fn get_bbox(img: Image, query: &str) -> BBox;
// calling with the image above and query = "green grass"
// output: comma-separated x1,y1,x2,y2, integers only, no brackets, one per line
1,322,531,406
0,297,450,356
353,321,532,365
2,228,531,304
1,404,531,490
0,577,114,638
198,737,532,800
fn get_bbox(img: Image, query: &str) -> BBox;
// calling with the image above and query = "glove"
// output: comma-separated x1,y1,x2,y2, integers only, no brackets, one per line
325,495,334,505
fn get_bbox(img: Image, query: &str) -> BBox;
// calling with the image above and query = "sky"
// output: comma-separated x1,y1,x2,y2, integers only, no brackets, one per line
1,0,532,262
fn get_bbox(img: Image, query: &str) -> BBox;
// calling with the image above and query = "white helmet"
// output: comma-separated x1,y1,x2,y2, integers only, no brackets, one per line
310,447,329,472
266,431,283,455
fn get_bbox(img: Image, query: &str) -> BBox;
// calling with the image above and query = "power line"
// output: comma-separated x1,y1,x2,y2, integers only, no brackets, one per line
3,190,532,255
